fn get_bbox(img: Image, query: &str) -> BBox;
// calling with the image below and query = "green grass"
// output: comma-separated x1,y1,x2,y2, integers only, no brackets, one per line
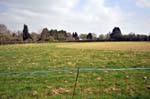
0,42,150,99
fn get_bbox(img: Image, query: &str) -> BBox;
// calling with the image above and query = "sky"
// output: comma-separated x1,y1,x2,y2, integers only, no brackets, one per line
0,0,150,35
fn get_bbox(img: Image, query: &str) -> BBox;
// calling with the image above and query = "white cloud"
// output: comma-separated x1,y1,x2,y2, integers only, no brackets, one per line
64,0,125,33
0,0,149,34
135,0,150,8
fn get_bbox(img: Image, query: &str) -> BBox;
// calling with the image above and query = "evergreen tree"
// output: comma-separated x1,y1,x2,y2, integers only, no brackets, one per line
73,32,79,40
23,24,32,41
110,27,122,40
87,33,93,40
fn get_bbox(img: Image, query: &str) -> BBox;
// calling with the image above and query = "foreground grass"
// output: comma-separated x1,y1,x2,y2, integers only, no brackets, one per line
0,42,150,99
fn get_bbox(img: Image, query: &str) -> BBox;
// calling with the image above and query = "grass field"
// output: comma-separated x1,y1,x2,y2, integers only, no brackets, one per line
0,42,150,99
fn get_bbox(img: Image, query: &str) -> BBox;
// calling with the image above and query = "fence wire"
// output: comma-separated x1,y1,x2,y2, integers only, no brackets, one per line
0,67,150,75
0,68,150,99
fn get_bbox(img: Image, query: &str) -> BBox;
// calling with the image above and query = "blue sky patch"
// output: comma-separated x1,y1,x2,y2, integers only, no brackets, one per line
0,4,7,13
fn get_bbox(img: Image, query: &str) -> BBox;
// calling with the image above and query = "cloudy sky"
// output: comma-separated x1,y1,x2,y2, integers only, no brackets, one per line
0,0,150,35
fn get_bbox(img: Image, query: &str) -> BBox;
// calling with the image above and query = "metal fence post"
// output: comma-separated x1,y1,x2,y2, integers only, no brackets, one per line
72,67,80,99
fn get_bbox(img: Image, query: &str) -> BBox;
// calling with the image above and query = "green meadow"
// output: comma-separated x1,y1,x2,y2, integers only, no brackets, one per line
0,42,150,99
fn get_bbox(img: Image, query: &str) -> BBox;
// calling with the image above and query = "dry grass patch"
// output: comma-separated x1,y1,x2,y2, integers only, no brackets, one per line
57,42,150,52
51,88,70,95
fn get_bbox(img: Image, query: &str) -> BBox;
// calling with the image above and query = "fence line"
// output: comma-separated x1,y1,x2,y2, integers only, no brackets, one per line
0,67,150,75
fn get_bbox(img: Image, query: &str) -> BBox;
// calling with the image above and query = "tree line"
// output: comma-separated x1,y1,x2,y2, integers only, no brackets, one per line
0,24,150,44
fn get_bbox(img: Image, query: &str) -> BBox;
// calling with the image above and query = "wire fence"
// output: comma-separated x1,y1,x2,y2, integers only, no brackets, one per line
0,68,150,99
1,68,150,75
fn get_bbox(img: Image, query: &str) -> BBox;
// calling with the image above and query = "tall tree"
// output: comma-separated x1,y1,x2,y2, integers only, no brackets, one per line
72,32,79,40
110,27,122,40
40,28,49,41
23,24,32,41
87,33,93,40
57,30,68,41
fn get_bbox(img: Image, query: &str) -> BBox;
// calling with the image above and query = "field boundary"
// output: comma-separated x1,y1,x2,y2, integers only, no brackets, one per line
1,67,150,75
